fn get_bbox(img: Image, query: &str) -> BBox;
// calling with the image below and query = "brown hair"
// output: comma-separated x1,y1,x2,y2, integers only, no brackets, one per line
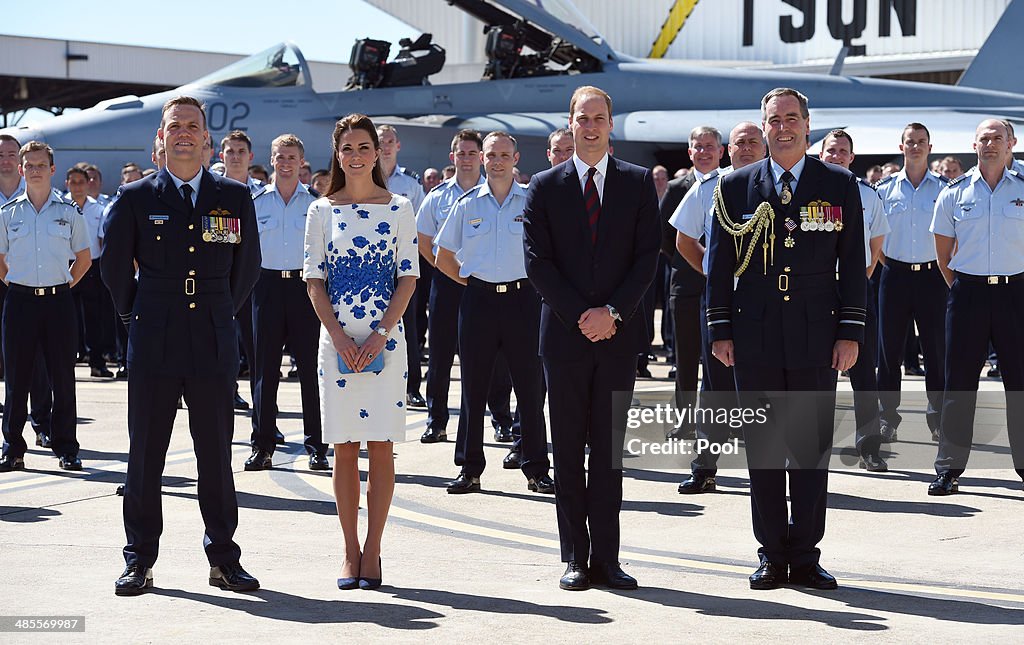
271,133,305,157
327,114,388,195
0,133,20,148
902,122,931,143
19,141,54,165
569,85,612,117
450,129,482,154
220,129,252,152
160,96,207,130
825,128,854,153
547,127,571,149
66,166,88,181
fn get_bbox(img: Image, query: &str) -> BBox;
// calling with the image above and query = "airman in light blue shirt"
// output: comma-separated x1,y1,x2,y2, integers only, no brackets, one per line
931,166,1024,276
416,174,484,257
669,167,726,274
435,179,529,283
254,180,316,270
876,168,948,263
0,190,89,287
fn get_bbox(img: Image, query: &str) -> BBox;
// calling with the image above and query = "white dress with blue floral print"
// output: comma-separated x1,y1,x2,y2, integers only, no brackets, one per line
303,195,419,443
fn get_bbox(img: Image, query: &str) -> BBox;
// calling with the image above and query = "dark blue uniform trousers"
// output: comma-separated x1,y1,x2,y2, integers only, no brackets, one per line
124,370,240,568
545,351,635,564
75,263,114,369
1,288,78,459
403,287,422,395
454,281,549,479
236,294,254,398
877,261,947,432
250,271,324,455
691,293,737,477
936,275,1024,478
29,348,53,438
424,270,514,431
849,276,882,456
735,365,836,569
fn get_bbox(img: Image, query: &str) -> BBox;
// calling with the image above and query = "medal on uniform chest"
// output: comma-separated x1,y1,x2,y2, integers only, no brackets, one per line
784,217,797,247
202,209,241,244
780,184,792,205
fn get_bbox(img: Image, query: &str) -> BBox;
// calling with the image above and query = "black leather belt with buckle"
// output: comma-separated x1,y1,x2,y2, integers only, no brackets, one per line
467,276,526,293
887,258,936,272
263,268,302,279
955,271,1024,285
9,283,70,296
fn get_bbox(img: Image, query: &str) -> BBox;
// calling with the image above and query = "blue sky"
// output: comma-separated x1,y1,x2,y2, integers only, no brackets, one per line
2,0,412,63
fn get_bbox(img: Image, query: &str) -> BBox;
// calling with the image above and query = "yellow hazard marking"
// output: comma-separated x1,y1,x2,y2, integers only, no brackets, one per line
649,0,701,59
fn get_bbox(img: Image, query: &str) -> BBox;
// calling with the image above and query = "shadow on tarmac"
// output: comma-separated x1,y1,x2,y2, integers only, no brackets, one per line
0,505,61,522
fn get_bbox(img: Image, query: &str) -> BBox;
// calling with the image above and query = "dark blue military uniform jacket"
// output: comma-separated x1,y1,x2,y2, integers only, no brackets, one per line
100,168,261,377
706,156,866,369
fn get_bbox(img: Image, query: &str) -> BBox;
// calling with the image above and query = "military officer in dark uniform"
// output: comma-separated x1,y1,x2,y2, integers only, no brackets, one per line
707,88,865,591
102,96,262,596
929,119,1024,495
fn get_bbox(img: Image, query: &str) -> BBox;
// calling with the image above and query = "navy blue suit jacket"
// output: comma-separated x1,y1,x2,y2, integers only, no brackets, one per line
706,156,866,369
523,156,661,361
101,168,261,377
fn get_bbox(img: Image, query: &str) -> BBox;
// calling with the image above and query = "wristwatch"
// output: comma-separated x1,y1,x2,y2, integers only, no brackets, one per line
375,325,389,337
605,305,622,322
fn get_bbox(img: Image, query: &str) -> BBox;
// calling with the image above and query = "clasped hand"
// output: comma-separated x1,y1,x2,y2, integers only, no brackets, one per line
331,328,387,372
578,307,616,343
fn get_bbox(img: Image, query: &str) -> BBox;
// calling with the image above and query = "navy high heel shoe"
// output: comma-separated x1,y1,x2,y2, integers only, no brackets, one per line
358,557,382,590
337,556,360,590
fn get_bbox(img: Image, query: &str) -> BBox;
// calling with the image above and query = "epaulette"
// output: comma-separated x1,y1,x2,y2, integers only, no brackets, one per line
400,166,420,181
872,175,894,190
698,169,719,185
251,185,269,199
1008,168,1024,182
930,170,950,184
454,184,483,204
945,173,970,188
857,177,876,191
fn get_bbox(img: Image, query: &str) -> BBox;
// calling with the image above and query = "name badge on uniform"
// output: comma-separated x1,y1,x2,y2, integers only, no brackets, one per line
513,215,524,223
742,213,755,220
149,214,169,225
469,217,483,229
202,208,240,244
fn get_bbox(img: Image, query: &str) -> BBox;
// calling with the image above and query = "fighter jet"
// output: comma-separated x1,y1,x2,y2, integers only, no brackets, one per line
4,0,1024,190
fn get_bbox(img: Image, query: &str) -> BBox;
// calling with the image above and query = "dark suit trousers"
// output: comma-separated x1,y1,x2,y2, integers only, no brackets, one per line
849,277,882,456
1,290,78,459
250,272,324,455
403,290,422,394
75,263,114,369
123,370,241,568
417,256,431,349
670,287,702,429
936,278,1024,478
454,283,548,479
877,263,947,432
425,272,515,430
734,364,836,569
29,348,52,436
544,351,635,564
691,293,737,476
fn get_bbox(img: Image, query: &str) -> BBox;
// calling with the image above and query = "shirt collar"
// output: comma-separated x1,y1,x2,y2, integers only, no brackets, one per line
769,155,806,185
263,180,310,197
478,178,527,200
894,167,941,187
969,164,1013,189
14,187,62,210
168,168,203,196
572,152,609,180
388,165,405,180
447,174,484,194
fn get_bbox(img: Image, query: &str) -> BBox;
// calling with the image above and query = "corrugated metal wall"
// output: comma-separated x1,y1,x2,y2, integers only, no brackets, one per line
366,0,1009,65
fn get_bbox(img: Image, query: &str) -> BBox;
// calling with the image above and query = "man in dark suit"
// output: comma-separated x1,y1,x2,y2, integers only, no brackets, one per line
707,88,865,591
524,85,660,591
659,127,724,438
102,96,262,596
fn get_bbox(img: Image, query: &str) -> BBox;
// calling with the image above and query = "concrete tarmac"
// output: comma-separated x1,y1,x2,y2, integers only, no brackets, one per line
1,360,1022,643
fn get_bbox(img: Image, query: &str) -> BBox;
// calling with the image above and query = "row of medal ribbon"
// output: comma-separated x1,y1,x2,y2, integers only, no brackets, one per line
202,216,241,243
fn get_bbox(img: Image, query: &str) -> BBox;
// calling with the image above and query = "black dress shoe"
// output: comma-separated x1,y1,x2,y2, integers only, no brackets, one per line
928,472,959,496
858,453,888,472
234,391,250,411
446,472,480,494
420,426,447,443
116,484,125,496
988,365,1001,378
406,392,426,408
0,454,25,472
905,365,926,376
309,453,330,471
275,430,286,445
667,367,677,379
749,560,787,590
91,366,115,378
114,564,153,596
931,428,940,442
493,425,514,443
115,366,128,379
59,454,83,471
636,366,653,378
502,450,522,470
244,449,272,471
287,367,298,379
35,432,52,448
789,563,838,590
880,424,898,443
589,561,638,590
678,473,716,494
559,561,590,591
209,562,260,592
528,474,555,494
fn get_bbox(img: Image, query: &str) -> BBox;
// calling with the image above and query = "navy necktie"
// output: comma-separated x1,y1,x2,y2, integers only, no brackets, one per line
780,170,794,205
181,183,195,217
584,167,601,244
